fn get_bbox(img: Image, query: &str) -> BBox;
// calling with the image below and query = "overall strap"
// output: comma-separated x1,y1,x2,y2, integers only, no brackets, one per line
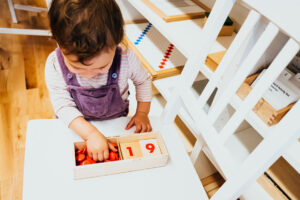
55,48,80,86
107,47,122,85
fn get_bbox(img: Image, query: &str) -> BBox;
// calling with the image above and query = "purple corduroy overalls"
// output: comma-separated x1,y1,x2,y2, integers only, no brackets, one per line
55,47,129,121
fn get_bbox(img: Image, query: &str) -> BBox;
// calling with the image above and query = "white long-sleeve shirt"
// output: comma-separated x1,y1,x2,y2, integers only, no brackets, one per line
45,48,152,126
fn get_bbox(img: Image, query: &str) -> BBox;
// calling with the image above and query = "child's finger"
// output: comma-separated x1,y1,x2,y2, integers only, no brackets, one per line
88,150,93,159
147,124,152,132
135,124,142,133
108,142,118,152
125,119,135,130
97,152,104,162
93,152,99,161
141,124,147,133
103,149,109,160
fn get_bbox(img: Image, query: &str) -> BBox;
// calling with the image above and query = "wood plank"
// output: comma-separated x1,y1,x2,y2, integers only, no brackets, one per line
201,172,223,186
257,174,288,200
266,157,300,200
0,1,55,199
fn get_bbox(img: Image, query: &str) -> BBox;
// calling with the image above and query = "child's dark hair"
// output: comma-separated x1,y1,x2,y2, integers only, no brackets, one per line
48,0,124,63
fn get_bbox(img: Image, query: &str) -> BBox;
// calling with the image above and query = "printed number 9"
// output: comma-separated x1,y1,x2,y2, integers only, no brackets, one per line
146,143,155,153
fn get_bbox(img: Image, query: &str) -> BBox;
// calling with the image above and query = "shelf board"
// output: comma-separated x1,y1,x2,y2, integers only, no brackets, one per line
226,127,263,164
231,94,300,173
231,94,270,137
225,127,274,199
128,0,236,58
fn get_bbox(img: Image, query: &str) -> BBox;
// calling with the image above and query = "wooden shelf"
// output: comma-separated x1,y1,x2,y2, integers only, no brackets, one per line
125,22,186,80
127,0,299,198
128,0,236,58
266,157,300,199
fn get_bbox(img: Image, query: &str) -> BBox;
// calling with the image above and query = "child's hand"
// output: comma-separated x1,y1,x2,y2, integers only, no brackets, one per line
86,131,117,162
125,112,152,133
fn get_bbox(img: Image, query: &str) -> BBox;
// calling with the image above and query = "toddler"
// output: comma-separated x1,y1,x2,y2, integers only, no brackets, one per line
45,0,152,162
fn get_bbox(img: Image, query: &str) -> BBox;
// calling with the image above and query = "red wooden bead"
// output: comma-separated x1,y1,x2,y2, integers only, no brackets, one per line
86,155,96,164
112,143,118,148
76,153,85,162
110,151,116,161
80,159,93,165
77,148,84,154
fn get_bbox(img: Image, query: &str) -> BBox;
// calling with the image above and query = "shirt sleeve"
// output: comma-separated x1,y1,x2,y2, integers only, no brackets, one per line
127,49,152,102
45,51,83,126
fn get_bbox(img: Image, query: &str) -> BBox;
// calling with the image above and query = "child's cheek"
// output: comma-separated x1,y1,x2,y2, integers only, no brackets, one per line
99,66,111,74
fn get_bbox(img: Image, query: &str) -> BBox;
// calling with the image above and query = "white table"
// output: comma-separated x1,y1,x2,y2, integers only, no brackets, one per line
23,117,206,200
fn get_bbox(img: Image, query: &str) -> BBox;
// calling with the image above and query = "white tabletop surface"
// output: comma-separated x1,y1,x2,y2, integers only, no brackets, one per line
23,117,206,200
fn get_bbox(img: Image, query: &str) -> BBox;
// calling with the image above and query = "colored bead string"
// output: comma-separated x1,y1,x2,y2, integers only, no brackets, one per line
159,43,174,69
134,23,152,45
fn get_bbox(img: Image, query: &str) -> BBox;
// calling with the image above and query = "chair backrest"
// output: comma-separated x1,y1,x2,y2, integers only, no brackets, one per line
162,0,300,199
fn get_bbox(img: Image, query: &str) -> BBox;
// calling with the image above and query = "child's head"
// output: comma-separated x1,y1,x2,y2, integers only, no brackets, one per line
48,0,124,78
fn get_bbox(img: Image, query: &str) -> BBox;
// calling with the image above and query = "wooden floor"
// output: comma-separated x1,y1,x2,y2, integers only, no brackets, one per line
0,1,226,199
0,0,55,199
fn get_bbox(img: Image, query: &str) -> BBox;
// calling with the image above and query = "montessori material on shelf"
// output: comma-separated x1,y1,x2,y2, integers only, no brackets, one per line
236,69,299,126
72,132,168,180
205,50,226,72
142,0,208,22
203,12,234,36
125,22,186,80
251,69,300,110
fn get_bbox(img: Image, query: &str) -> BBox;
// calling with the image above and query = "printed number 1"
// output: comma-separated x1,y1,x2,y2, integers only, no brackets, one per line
126,147,133,156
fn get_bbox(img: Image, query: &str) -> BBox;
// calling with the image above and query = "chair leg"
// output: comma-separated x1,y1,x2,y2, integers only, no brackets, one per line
7,0,18,23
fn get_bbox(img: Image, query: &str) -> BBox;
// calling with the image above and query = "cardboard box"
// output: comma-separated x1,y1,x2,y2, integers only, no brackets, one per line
236,73,295,126
73,131,169,180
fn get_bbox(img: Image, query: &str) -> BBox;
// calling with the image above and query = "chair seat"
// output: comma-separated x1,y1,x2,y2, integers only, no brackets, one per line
23,117,206,200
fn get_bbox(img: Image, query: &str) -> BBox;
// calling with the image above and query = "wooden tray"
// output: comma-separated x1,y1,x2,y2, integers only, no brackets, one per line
236,73,295,126
205,50,226,72
142,0,209,22
125,22,186,80
72,131,169,180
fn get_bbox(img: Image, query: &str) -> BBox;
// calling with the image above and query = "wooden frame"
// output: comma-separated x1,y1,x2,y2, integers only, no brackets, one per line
126,35,184,80
125,22,186,80
236,73,295,126
72,131,169,180
142,0,208,22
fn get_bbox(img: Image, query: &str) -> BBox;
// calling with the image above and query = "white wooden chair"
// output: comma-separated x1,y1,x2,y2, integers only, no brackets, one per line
162,0,300,199
0,0,51,36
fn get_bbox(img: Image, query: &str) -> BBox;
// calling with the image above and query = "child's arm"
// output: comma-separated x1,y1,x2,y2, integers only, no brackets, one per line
69,116,117,161
45,52,116,161
125,50,153,133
